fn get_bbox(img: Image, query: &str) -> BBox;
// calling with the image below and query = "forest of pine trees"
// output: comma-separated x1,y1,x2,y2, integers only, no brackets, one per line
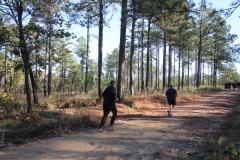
0,0,240,113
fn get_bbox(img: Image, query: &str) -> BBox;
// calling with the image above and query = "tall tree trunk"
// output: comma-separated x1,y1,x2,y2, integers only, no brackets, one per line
213,41,217,87
162,32,167,91
81,57,84,92
168,45,172,87
150,47,153,88
48,24,53,96
44,37,48,96
141,18,144,91
4,47,8,92
85,19,90,94
18,2,32,112
173,49,176,86
202,59,204,85
10,54,13,90
117,0,127,101
178,48,181,90
155,43,159,90
137,38,140,92
129,0,136,95
145,17,151,90
158,43,160,89
98,0,103,98
29,67,38,104
35,49,38,93
181,60,184,89
196,21,202,88
187,50,190,86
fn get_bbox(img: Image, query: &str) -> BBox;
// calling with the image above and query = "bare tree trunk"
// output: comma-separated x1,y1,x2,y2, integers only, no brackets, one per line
48,24,53,96
150,47,153,88
187,50,190,86
155,43,159,90
141,18,144,92
213,41,217,87
44,37,48,96
18,3,32,113
117,0,127,101
178,48,181,90
129,0,136,95
145,17,151,90
181,60,184,89
10,54,13,90
137,38,140,92
35,49,38,93
158,43,160,89
98,0,103,98
173,49,176,86
162,32,167,91
196,21,202,88
4,47,8,92
168,45,172,87
202,59,205,85
29,67,38,104
85,19,90,94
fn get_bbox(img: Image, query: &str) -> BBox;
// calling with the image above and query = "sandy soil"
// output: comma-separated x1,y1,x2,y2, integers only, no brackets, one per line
0,91,239,160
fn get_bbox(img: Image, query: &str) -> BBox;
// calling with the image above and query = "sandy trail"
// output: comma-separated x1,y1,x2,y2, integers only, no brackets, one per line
0,91,239,160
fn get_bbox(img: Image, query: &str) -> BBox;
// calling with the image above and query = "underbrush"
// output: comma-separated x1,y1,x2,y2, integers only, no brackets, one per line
0,91,25,119
204,105,240,159
0,109,99,148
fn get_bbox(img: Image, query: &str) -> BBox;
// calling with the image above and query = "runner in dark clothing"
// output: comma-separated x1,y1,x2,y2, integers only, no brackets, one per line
165,85,177,117
99,80,117,132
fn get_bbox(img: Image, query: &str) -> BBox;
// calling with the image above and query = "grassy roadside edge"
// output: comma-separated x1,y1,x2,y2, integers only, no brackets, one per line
204,102,240,160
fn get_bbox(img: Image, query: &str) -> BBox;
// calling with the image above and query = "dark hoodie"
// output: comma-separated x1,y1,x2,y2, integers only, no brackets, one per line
102,85,116,107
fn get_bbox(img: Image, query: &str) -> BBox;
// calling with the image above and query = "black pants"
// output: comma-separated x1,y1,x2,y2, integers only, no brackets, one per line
99,105,117,128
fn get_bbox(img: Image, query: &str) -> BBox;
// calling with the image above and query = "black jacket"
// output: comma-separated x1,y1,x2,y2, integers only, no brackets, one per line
102,85,116,107
165,88,177,101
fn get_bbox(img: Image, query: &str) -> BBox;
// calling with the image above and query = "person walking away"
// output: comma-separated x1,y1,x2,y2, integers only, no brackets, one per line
165,85,177,117
99,80,117,132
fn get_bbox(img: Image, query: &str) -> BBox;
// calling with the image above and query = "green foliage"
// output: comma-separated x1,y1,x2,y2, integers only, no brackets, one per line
0,91,24,117
0,119,21,129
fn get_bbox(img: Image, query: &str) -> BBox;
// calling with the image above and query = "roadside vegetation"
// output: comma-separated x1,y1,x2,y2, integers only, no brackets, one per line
204,97,240,160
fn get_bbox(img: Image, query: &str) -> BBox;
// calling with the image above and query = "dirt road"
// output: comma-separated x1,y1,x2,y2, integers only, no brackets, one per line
0,91,239,160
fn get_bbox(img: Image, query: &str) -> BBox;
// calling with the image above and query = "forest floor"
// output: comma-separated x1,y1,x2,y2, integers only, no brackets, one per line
0,91,240,160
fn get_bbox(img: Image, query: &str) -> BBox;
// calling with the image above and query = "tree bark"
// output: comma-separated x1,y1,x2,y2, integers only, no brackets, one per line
141,19,144,92
44,36,48,96
168,45,172,87
187,50,190,86
155,43,160,90
181,60,184,89
4,47,8,92
48,24,53,96
85,19,90,94
196,20,202,88
178,48,181,90
129,0,136,96
98,0,103,98
17,2,32,113
145,17,151,90
117,0,127,101
162,32,167,91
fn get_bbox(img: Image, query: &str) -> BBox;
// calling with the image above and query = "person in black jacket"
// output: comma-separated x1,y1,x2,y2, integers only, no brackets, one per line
99,80,117,132
165,85,177,117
